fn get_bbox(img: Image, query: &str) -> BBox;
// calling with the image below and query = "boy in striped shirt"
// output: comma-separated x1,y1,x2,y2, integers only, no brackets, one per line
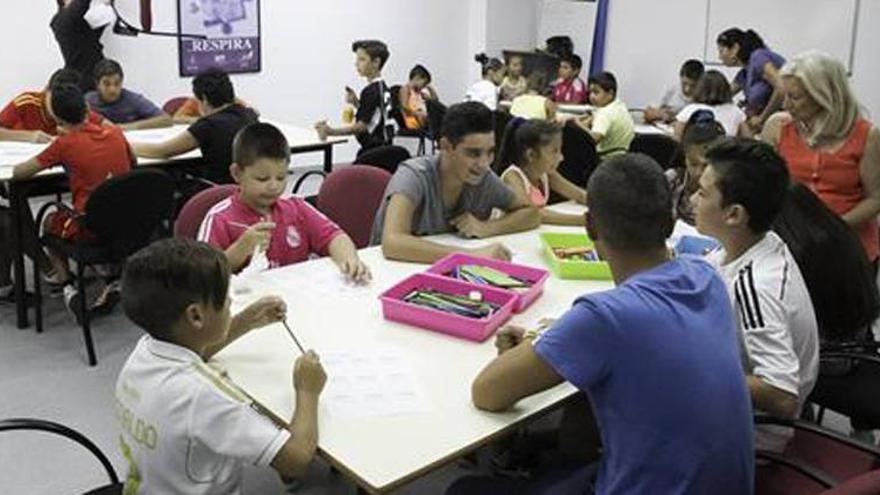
692,138,819,452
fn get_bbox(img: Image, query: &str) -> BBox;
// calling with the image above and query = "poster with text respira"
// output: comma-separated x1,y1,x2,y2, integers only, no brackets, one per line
177,0,261,76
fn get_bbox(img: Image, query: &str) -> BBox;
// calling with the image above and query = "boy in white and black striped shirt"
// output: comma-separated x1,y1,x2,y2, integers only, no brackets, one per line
692,138,819,453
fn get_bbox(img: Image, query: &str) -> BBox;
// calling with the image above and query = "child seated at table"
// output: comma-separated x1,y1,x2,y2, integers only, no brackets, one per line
576,71,635,158
399,64,438,131
550,54,588,105
509,71,556,121
12,83,135,319
494,118,586,226
667,110,726,225
499,54,527,102
116,238,326,493
85,59,172,130
198,123,370,282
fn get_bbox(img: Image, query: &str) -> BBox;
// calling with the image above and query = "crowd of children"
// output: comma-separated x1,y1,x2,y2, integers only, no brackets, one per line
3,27,880,495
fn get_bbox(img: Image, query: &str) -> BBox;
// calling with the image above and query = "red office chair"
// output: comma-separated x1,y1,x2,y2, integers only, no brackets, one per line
162,96,190,116
755,416,880,495
316,166,392,248
173,184,238,239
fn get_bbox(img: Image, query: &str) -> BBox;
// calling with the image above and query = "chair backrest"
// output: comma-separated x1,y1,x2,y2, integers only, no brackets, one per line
823,468,880,495
629,133,680,169
316,166,393,248
425,98,447,140
493,110,513,152
0,418,120,487
174,184,239,239
162,96,190,115
388,84,407,129
558,121,599,189
84,168,175,256
355,145,411,174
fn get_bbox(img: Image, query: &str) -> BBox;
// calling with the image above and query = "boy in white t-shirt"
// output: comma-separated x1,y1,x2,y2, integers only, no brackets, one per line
644,59,704,124
115,238,326,493
691,138,819,452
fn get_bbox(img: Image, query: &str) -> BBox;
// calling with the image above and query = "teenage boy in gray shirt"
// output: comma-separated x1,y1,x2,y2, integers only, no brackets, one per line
371,102,540,263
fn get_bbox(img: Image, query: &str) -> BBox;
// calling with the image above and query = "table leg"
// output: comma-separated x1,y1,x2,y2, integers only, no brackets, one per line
323,145,333,174
9,181,28,329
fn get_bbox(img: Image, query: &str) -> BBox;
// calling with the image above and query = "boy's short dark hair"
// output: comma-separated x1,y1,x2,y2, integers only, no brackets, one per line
560,53,583,71
707,138,790,233
680,59,705,81
440,102,494,146
409,64,431,83
233,122,290,168
192,69,235,108
694,70,733,106
122,238,231,341
50,83,87,125
352,40,390,70
48,68,82,91
588,71,618,96
587,153,673,252
94,59,124,83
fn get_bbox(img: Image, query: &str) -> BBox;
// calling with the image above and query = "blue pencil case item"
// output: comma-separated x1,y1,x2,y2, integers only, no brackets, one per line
674,235,720,256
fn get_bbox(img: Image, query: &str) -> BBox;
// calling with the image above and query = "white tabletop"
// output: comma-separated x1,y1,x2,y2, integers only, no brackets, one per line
0,123,345,181
212,202,614,493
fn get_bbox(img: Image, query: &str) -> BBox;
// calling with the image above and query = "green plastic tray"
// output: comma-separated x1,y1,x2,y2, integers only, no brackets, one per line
539,232,613,280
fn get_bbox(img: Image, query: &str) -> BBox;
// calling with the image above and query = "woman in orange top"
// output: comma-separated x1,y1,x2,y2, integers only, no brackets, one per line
764,52,880,263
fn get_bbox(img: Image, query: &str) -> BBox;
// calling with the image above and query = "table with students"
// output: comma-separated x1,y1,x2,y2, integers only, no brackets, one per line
0,123,347,330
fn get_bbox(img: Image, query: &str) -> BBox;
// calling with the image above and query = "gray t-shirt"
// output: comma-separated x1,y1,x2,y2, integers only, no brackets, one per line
85,88,163,124
369,155,515,245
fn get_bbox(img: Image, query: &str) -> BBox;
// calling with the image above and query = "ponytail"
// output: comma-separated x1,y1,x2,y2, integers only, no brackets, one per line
494,118,561,174
475,53,504,76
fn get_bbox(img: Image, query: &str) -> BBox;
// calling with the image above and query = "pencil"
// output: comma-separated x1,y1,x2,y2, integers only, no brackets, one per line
282,319,306,354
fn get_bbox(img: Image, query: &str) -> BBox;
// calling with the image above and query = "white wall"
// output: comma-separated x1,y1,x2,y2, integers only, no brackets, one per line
0,0,482,162
486,0,538,56
603,0,880,120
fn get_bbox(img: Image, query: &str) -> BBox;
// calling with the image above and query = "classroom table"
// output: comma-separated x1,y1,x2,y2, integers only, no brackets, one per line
0,123,346,329
212,202,611,494
497,101,674,137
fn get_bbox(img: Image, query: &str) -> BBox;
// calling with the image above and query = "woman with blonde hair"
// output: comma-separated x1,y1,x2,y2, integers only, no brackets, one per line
764,51,880,265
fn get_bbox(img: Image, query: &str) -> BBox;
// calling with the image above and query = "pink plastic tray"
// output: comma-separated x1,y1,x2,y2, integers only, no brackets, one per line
379,273,516,342
426,253,549,313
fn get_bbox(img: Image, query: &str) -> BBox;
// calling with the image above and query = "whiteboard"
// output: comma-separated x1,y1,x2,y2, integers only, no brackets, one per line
702,0,860,72
537,0,599,71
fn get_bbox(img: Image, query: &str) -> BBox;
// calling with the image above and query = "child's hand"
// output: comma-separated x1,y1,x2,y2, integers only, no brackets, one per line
451,213,490,239
31,130,53,143
314,121,330,141
338,255,371,285
293,351,327,396
495,326,526,355
469,242,512,261
238,295,286,331
241,221,275,252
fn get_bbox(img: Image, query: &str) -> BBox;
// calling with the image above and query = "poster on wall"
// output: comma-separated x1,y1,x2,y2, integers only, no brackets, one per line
177,0,261,77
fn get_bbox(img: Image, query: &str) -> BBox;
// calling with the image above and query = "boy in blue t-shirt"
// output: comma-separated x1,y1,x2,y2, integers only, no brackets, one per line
453,154,754,495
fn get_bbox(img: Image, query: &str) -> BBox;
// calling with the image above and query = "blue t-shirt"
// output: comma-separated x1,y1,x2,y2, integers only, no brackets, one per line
535,257,754,495
85,88,163,124
734,48,786,116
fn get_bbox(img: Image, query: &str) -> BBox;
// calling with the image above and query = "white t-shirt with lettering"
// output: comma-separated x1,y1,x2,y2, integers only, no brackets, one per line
115,336,290,494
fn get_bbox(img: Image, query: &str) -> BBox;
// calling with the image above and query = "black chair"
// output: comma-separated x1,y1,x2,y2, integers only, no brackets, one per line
553,121,599,203
389,85,429,155
0,418,123,494
33,168,175,366
493,110,513,154
809,341,880,431
629,133,680,169
425,98,447,151
355,145,412,175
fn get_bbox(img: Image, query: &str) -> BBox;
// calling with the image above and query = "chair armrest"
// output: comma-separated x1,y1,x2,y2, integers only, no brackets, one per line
822,341,880,353
754,415,880,458
292,171,326,195
34,200,77,235
755,449,838,489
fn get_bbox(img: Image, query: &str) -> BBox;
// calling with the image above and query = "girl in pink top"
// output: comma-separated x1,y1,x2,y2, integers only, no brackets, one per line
494,118,587,226
198,123,371,282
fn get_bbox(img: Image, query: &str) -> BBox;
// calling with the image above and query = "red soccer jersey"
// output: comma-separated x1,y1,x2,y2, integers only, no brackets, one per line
36,122,132,211
0,91,103,136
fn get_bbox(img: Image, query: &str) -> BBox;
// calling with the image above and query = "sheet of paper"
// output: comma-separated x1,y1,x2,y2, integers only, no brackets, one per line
280,261,370,300
320,348,432,419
